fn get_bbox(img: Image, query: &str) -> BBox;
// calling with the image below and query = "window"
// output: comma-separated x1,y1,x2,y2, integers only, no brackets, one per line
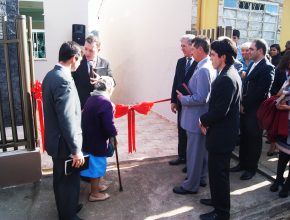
19,0,45,59
32,30,46,58
222,0,280,45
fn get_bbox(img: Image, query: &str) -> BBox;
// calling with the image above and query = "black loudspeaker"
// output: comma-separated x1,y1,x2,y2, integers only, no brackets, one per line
72,24,86,46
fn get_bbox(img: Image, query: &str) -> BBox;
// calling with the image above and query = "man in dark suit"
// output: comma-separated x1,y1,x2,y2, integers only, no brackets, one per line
72,35,114,109
230,39,274,180
169,34,197,167
42,41,85,220
199,37,242,220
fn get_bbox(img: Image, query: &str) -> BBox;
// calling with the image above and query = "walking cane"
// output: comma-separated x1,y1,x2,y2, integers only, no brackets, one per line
114,137,123,191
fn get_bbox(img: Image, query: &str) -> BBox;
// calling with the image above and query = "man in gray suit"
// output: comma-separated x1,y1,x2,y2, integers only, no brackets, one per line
42,41,85,220
73,35,114,109
173,36,216,194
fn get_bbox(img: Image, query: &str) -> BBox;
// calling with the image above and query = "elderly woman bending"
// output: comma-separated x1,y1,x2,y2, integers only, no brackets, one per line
80,76,117,202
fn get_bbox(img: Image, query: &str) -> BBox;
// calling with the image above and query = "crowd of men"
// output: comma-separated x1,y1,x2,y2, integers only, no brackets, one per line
170,31,290,219
41,28,290,219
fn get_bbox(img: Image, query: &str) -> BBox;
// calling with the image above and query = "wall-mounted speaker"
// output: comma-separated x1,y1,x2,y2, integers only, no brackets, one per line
72,24,85,46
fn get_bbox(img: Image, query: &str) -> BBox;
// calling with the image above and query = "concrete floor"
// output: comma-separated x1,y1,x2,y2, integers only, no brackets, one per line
1,112,290,220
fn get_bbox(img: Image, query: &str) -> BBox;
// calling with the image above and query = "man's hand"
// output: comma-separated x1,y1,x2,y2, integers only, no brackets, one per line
276,104,290,111
72,152,85,168
89,70,100,85
176,90,183,101
199,120,207,135
171,103,177,114
240,105,245,114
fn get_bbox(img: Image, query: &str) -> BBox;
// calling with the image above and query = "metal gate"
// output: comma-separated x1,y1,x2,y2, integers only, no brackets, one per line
0,15,38,152
187,26,233,42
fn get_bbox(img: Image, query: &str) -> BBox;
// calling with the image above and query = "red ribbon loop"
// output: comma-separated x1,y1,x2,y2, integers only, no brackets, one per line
31,80,45,153
114,98,170,153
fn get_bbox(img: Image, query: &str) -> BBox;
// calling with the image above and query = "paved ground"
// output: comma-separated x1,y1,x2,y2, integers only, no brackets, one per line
1,112,290,220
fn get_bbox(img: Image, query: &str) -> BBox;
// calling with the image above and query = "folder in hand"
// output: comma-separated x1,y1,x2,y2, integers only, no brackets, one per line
65,154,90,176
177,83,192,95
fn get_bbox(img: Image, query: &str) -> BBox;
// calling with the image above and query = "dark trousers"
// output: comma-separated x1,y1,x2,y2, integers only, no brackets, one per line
177,110,187,160
208,152,231,219
276,151,290,189
53,158,81,220
239,112,263,172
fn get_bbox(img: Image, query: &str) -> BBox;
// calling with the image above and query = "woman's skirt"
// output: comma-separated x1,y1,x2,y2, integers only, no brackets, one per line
80,153,107,178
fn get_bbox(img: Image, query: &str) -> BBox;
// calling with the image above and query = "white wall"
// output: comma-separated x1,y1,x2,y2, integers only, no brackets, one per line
36,0,192,121
35,0,90,79
98,0,192,121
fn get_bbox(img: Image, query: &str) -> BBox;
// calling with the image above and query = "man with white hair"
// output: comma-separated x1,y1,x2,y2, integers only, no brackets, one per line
173,36,216,195
169,34,198,170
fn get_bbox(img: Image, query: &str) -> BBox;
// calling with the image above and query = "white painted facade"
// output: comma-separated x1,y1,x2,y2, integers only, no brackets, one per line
35,0,193,121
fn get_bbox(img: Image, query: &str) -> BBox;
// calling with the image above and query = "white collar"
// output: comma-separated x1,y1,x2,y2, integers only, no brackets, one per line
56,63,71,76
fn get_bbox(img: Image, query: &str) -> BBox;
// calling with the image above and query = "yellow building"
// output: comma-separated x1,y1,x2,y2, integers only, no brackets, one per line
192,0,290,48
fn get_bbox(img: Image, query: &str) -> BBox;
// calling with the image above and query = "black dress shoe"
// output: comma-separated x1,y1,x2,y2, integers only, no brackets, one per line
182,166,187,173
229,164,243,172
173,186,197,195
76,203,83,213
169,158,186,165
240,171,255,180
200,198,213,206
200,182,207,187
279,188,289,198
267,151,279,156
270,179,284,192
200,210,229,220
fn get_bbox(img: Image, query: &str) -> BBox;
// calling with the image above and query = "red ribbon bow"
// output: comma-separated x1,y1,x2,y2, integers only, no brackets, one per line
31,80,45,153
114,99,170,153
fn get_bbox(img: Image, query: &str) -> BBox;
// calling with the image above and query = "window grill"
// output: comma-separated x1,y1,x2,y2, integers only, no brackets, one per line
222,0,279,45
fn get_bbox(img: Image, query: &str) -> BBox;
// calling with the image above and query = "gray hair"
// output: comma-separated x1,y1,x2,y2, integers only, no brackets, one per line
240,42,251,50
94,76,115,95
180,34,195,45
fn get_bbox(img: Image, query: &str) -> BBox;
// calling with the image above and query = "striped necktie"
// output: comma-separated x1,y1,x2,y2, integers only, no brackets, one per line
185,58,192,75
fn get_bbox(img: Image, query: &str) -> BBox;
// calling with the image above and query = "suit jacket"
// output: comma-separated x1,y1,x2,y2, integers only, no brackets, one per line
271,68,288,96
200,65,242,153
233,59,243,76
42,65,82,159
171,57,198,110
242,58,274,112
72,56,113,109
180,56,216,133
82,95,117,156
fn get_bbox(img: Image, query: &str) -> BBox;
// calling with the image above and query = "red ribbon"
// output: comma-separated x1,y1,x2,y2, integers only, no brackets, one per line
31,80,45,153
115,98,171,153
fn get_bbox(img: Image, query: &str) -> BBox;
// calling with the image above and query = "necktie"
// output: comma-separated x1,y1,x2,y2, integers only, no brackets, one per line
88,60,96,78
185,58,192,75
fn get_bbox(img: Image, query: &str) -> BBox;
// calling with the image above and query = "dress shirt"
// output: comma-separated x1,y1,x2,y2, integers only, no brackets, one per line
56,63,71,77
247,58,263,77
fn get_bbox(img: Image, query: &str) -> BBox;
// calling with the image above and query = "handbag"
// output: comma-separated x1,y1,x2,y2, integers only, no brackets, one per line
257,95,288,142
106,137,115,157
